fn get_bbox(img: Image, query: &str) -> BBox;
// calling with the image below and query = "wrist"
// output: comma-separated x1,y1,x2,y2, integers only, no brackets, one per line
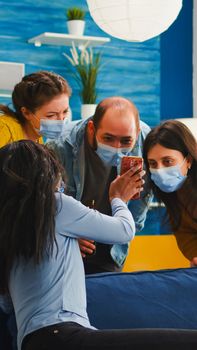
110,196,126,203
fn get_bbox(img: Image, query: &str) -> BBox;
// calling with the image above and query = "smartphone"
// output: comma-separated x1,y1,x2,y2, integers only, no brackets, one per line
120,156,143,200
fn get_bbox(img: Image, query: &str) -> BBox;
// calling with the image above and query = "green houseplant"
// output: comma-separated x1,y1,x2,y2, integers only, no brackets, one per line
66,7,86,36
63,42,101,118
66,7,85,21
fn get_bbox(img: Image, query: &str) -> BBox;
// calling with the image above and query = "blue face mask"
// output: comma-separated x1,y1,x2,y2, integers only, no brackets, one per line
39,118,68,140
150,159,187,193
95,140,133,167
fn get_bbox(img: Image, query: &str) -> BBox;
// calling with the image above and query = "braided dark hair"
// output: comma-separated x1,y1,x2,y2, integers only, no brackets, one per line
0,71,71,124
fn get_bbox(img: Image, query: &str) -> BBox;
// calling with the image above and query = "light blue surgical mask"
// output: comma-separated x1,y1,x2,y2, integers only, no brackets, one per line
95,140,133,167
150,159,187,193
39,118,69,140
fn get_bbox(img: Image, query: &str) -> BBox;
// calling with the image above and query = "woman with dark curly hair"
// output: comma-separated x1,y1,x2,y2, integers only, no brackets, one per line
143,119,197,265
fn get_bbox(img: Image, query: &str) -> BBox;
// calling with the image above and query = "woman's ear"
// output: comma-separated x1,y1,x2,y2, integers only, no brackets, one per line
21,107,32,121
186,154,193,170
87,120,96,147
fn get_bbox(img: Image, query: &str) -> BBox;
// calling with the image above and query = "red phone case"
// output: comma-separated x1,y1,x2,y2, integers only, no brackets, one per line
120,156,143,199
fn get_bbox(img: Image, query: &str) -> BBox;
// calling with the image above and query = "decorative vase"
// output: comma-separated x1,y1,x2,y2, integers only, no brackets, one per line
81,104,97,120
67,20,85,36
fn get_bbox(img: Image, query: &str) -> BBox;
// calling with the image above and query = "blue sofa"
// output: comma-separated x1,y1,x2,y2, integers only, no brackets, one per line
1,267,197,349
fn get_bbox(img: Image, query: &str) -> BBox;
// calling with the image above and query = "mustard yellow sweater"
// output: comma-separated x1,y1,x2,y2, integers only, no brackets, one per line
0,114,43,148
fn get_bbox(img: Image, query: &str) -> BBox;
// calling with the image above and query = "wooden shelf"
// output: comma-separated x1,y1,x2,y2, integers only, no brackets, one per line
28,32,110,48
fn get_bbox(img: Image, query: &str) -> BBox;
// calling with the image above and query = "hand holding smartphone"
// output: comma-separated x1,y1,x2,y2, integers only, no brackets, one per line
120,156,144,200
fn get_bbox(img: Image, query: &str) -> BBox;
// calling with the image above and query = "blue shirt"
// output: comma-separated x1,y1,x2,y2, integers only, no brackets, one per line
8,194,135,350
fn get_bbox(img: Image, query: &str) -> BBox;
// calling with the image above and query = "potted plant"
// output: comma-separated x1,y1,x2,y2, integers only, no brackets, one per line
63,42,101,119
66,7,86,36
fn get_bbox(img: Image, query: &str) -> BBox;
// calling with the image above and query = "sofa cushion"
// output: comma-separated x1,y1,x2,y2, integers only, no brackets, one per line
86,267,197,329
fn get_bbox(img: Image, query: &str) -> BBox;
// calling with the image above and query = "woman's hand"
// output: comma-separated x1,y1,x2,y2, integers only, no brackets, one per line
190,257,197,267
78,239,96,258
109,166,145,203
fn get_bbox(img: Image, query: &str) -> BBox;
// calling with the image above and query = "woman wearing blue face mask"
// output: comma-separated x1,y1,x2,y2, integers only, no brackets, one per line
0,70,71,148
143,120,197,265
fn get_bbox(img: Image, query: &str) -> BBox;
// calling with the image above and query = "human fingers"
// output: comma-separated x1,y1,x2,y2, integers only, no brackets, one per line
109,168,145,202
122,170,145,190
190,257,197,267
121,164,143,178
129,169,146,180
78,239,96,256
123,171,145,199
124,180,143,200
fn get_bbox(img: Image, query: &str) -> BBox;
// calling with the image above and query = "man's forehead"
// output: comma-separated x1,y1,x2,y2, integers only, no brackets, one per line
102,132,134,139
98,112,138,136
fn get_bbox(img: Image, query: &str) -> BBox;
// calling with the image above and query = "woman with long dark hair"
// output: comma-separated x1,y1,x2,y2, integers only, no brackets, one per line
1,140,197,350
0,70,71,147
143,120,197,265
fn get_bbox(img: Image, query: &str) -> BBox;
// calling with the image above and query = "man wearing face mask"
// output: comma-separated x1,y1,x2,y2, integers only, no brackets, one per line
48,96,152,274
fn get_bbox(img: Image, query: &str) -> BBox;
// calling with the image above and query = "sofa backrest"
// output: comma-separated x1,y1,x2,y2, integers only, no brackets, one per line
86,268,197,329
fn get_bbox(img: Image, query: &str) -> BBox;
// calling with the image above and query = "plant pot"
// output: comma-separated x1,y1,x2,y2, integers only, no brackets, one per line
81,104,97,120
67,20,85,36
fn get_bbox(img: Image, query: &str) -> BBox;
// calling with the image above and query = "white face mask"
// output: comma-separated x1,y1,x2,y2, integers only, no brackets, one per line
150,158,187,193
95,139,133,167
39,118,69,139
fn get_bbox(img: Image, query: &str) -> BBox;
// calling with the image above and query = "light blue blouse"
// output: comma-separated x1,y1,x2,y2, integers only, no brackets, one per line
8,194,135,350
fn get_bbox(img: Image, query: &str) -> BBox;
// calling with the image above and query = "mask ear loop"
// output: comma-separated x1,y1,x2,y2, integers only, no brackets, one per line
181,156,192,176
180,157,186,167
188,153,193,170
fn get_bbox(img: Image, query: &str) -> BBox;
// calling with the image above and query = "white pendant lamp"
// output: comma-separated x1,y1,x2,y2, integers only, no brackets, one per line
86,0,183,42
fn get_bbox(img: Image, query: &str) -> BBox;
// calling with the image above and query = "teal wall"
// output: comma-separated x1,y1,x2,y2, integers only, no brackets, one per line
0,1,192,125
0,0,160,125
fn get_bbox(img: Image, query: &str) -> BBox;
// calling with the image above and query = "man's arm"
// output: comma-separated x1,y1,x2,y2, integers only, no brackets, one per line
47,137,77,198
